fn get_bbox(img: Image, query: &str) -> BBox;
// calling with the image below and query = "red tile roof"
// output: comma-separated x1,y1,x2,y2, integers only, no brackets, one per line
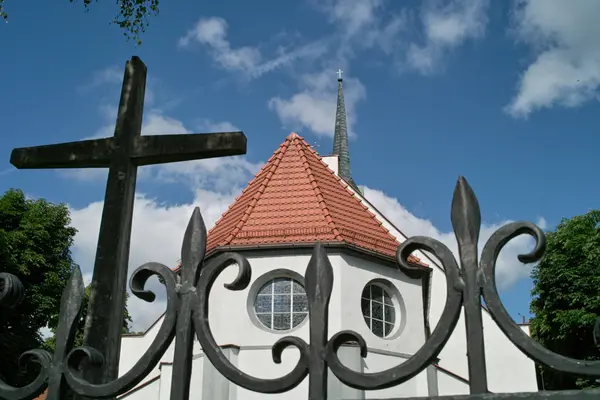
34,390,46,400
202,132,426,266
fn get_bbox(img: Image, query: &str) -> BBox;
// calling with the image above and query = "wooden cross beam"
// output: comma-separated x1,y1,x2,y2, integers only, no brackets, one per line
9,56,247,396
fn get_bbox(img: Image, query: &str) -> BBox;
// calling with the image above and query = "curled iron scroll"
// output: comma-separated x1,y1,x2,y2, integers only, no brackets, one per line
325,236,464,390
63,262,180,398
0,272,25,308
0,273,48,400
0,350,52,400
193,252,310,393
0,265,86,400
480,221,600,377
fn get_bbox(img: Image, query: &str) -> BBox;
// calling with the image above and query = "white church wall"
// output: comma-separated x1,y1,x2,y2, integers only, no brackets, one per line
155,358,204,400
436,367,470,396
204,251,342,346
117,248,443,398
347,186,539,393
235,347,308,400
321,155,338,176
484,322,538,393
119,374,160,399
338,253,425,354
158,363,173,400
360,352,425,398
118,304,203,393
120,332,165,389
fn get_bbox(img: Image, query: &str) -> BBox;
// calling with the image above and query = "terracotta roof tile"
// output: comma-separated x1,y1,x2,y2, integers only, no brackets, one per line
204,133,426,267
34,390,47,400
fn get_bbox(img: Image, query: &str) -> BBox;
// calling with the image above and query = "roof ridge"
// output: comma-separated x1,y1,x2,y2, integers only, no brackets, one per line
215,139,290,244
297,135,404,251
292,136,344,241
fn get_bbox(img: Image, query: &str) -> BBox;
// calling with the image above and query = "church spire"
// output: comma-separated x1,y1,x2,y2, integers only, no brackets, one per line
332,69,359,192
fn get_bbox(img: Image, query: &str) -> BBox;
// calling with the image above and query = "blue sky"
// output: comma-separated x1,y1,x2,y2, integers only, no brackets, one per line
1,0,599,330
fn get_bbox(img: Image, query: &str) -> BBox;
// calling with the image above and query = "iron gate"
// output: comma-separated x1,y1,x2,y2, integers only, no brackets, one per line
2,177,600,400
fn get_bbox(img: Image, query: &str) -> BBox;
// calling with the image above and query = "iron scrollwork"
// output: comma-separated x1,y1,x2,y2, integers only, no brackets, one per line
324,177,600,395
0,272,25,309
4,176,600,400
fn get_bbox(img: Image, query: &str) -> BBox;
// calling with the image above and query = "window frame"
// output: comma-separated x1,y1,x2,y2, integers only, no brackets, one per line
254,277,308,331
359,279,406,339
247,269,309,333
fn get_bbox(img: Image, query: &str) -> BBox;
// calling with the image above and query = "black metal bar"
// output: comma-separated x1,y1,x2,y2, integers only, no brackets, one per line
305,243,333,400
451,178,488,393
169,208,206,400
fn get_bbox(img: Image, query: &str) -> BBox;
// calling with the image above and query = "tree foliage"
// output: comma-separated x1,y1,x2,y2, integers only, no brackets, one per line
0,0,159,44
0,189,77,386
0,189,133,388
530,210,600,390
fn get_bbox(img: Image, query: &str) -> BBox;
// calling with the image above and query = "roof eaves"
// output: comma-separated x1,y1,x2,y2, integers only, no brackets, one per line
206,241,429,270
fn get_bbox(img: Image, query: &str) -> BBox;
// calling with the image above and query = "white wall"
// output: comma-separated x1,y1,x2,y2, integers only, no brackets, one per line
339,254,425,354
321,155,338,176
116,249,471,399
436,367,469,395
347,185,539,394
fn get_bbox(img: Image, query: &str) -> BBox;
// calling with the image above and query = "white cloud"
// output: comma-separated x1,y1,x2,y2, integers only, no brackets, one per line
178,17,328,79
314,0,407,57
70,189,243,332
406,0,489,74
362,186,546,290
319,0,385,37
268,70,366,138
314,0,488,74
179,2,488,83
179,17,261,70
78,66,122,91
196,118,239,132
506,0,600,117
267,0,489,137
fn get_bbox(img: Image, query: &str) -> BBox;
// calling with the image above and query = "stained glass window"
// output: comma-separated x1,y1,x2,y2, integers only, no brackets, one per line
254,277,308,331
361,283,396,337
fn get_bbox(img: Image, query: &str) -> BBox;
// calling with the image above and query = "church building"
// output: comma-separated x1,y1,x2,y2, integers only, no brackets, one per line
116,73,538,399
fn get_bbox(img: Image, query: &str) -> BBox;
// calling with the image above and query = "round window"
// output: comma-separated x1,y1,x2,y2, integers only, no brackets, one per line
254,277,308,331
361,283,396,338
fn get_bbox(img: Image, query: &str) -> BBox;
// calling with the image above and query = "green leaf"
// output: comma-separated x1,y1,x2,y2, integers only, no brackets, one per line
530,210,600,390
0,0,160,43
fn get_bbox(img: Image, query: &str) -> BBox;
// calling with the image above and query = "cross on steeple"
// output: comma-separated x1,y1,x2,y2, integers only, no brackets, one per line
336,69,343,81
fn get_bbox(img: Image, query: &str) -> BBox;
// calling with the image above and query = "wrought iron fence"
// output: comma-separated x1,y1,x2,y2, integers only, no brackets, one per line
2,177,600,400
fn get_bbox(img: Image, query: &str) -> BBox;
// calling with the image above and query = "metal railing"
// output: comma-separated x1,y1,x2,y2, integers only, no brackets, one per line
2,177,600,400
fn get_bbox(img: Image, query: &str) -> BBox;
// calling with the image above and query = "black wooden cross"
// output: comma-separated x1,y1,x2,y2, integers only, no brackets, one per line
10,56,247,395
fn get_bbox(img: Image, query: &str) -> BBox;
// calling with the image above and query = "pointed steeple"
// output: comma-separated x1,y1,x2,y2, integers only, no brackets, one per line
332,69,360,192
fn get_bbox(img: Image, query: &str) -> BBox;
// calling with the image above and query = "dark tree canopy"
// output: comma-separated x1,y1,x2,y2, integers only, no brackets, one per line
0,189,77,386
530,210,600,390
0,189,133,387
0,0,159,44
